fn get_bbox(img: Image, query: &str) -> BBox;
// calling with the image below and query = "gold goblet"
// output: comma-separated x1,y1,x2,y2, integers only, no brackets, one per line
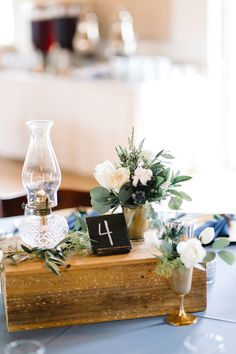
167,266,197,326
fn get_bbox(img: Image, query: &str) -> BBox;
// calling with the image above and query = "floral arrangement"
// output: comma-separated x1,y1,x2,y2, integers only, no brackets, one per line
90,130,192,214
154,223,235,277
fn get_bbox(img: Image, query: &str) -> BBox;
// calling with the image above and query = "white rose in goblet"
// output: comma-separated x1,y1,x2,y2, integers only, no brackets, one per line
110,167,130,193
94,160,115,190
177,238,206,269
132,166,153,187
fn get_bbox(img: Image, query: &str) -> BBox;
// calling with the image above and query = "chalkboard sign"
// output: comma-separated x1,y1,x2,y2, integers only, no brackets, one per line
86,213,131,256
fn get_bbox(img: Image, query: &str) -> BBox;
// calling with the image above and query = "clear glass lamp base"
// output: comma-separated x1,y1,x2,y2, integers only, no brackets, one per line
166,312,198,326
19,213,68,249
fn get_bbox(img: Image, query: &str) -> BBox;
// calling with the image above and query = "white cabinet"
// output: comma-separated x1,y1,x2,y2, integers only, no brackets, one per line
0,70,205,175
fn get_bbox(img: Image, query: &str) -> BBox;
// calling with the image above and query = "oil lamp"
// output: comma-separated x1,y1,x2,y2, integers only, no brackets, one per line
19,120,68,249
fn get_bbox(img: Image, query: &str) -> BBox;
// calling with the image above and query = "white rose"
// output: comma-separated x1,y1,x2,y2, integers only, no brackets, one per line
110,167,130,192
177,238,206,269
132,166,153,187
199,227,215,245
94,160,115,190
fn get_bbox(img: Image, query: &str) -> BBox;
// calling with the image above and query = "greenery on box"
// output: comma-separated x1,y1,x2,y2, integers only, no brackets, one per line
5,215,92,276
154,222,235,278
91,129,192,214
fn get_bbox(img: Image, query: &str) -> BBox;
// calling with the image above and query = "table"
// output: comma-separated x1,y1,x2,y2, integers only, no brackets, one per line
1,217,236,353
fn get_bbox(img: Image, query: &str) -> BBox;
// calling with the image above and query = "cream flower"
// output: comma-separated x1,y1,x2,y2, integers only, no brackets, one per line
199,227,215,245
132,166,153,187
0,249,3,263
110,167,130,192
142,150,156,162
94,160,115,190
177,238,206,269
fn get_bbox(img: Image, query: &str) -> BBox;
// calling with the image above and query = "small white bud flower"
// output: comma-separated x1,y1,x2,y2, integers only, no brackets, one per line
199,227,215,245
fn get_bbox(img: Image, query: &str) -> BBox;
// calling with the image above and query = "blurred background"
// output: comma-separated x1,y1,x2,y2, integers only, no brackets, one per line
0,0,235,213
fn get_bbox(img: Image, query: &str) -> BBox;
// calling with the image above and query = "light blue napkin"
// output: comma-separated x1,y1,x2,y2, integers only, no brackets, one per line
194,214,233,240
67,211,98,230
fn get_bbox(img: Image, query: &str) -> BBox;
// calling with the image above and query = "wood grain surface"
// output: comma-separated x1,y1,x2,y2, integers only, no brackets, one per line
1,241,206,332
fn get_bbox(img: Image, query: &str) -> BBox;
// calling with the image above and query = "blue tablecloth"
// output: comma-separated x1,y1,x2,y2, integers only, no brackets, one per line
1,217,236,354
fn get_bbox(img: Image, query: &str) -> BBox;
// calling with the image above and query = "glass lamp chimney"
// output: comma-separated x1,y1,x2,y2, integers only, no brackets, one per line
22,120,61,210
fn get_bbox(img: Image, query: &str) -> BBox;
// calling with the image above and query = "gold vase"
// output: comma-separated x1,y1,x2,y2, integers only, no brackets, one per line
166,266,197,326
123,205,148,241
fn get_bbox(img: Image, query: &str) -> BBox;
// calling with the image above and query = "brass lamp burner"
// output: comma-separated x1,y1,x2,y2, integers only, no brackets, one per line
32,190,51,219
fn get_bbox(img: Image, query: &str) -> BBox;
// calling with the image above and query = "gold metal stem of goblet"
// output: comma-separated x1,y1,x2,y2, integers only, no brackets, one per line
166,293,198,326
179,294,186,317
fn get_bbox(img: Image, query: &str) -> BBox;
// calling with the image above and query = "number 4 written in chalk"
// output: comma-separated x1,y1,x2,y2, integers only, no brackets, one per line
98,220,114,246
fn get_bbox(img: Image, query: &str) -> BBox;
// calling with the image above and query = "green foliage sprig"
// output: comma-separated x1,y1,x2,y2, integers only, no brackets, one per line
155,257,183,278
154,222,186,277
6,215,92,276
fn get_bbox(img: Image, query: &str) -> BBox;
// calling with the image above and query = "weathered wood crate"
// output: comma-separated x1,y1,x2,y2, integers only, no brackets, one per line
1,242,206,332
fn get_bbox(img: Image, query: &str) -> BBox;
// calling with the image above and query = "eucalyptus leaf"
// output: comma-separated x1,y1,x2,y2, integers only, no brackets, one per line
139,138,145,151
160,168,170,180
45,261,60,276
168,189,182,198
31,247,39,252
91,200,111,214
90,187,110,202
21,244,32,253
48,257,65,266
212,237,230,249
204,251,216,263
155,176,165,187
155,150,164,159
55,251,65,260
118,184,132,204
34,248,45,256
172,175,192,184
45,251,53,260
218,250,235,265
179,191,192,201
168,197,182,210
150,163,162,174
162,153,174,159
12,254,28,263
47,254,65,263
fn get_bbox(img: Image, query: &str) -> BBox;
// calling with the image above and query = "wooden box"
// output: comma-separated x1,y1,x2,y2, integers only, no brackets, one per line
1,242,206,332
